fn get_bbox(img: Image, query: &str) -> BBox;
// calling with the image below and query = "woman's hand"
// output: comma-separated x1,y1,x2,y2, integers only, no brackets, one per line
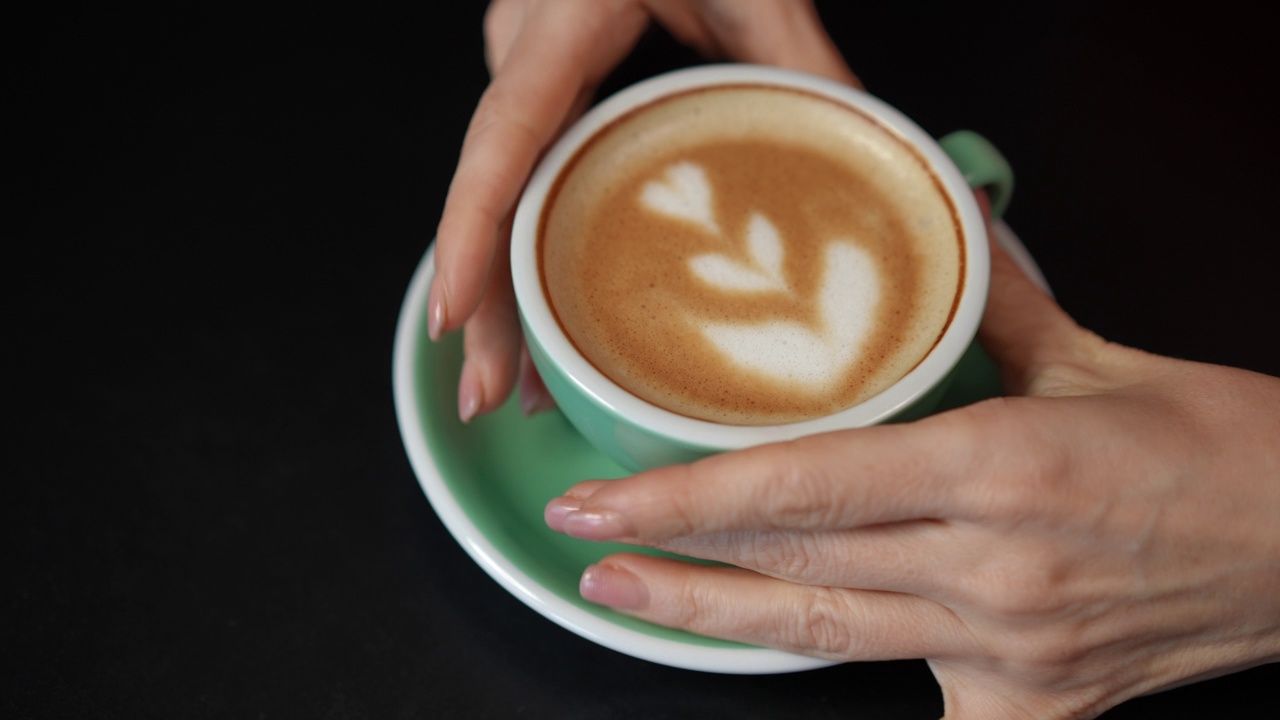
544,223,1280,719
429,0,858,421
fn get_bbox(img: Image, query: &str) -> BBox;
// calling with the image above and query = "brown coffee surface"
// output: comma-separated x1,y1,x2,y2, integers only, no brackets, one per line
541,86,962,425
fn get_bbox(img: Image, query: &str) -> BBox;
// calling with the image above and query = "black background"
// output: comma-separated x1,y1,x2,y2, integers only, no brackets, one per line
8,1,1277,718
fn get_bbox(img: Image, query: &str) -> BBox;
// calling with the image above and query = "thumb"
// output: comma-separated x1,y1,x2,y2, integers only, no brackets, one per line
975,193,1098,396
932,661,1091,720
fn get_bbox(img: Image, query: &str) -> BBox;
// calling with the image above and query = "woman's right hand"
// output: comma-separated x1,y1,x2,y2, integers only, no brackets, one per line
429,0,860,422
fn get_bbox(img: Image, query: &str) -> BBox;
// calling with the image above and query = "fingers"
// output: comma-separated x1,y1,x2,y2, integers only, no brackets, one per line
483,0,526,73
647,0,860,86
649,520,965,598
546,473,978,599
435,0,862,423
432,0,650,419
431,0,649,339
578,553,968,660
545,421,986,543
456,231,522,422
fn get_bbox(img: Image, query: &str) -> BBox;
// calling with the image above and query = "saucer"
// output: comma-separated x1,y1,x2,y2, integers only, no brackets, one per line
392,222,1042,674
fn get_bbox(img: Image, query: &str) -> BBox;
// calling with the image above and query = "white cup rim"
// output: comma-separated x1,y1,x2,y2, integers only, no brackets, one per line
511,64,990,450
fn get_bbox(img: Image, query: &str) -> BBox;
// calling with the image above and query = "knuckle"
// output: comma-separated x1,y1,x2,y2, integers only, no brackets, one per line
669,575,724,634
983,578,1055,622
742,532,816,579
781,589,857,658
954,402,1072,523
994,630,1092,687
660,463,704,537
752,441,838,530
961,548,1070,622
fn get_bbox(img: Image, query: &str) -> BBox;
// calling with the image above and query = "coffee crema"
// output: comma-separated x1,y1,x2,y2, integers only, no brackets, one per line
540,85,962,425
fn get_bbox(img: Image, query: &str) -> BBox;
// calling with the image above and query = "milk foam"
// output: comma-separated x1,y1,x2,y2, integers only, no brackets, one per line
541,85,962,425
688,213,789,293
641,159,881,388
640,162,721,235
701,240,879,389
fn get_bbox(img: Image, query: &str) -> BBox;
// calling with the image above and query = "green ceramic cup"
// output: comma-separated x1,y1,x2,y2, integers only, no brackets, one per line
511,65,1012,472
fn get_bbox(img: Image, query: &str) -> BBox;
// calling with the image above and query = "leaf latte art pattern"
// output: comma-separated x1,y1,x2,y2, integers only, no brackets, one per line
639,162,881,391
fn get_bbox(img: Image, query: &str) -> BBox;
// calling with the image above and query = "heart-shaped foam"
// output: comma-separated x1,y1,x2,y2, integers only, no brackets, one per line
637,160,881,391
689,213,789,292
701,241,879,391
640,162,720,235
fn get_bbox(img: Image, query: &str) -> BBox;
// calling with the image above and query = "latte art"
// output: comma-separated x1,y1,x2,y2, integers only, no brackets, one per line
642,162,722,237
641,161,881,392
540,86,962,425
702,240,879,391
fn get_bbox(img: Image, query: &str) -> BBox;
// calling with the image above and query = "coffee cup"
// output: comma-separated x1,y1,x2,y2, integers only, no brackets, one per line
511,64,1012,471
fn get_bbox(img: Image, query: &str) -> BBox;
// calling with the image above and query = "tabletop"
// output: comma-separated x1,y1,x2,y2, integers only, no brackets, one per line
9,1,1278,718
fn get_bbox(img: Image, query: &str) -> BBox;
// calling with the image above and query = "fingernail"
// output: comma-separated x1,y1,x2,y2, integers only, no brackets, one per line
543,496,582,532
427,279,448,341
580,564,649,611
519,380,540,416
457,362,482,424
518,355,556,416
562,510,632,541
519,381,557,416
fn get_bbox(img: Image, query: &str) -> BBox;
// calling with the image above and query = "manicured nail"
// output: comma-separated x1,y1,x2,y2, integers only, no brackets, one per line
580,564,649,611
519,381,540,416
457,362,482,424
561,510,632,541
427,279,448,341
517,354,556,416
543,495,582,532
519,381,557,416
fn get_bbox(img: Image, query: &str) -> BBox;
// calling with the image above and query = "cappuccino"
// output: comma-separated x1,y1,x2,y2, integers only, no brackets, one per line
540,85,962,425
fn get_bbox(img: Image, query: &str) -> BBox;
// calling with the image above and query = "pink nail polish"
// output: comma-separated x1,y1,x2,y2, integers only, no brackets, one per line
519,381,541,416
530,387,558,414
457,366,482,424
561,510,631,541
427,280,447,341
580,564,649,610
544,496,582,532
523,390,558,416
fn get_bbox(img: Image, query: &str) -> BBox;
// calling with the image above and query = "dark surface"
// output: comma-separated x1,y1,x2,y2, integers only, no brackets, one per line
8,1,1277,718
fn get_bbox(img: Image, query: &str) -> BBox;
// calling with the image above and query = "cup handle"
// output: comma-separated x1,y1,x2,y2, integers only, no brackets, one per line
939,130,1014,218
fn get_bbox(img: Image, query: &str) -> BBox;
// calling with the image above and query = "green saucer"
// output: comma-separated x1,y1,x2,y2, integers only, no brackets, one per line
393,245,1008,673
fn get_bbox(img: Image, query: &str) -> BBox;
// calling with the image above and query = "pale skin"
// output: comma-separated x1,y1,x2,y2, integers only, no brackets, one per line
430,1,1280,718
